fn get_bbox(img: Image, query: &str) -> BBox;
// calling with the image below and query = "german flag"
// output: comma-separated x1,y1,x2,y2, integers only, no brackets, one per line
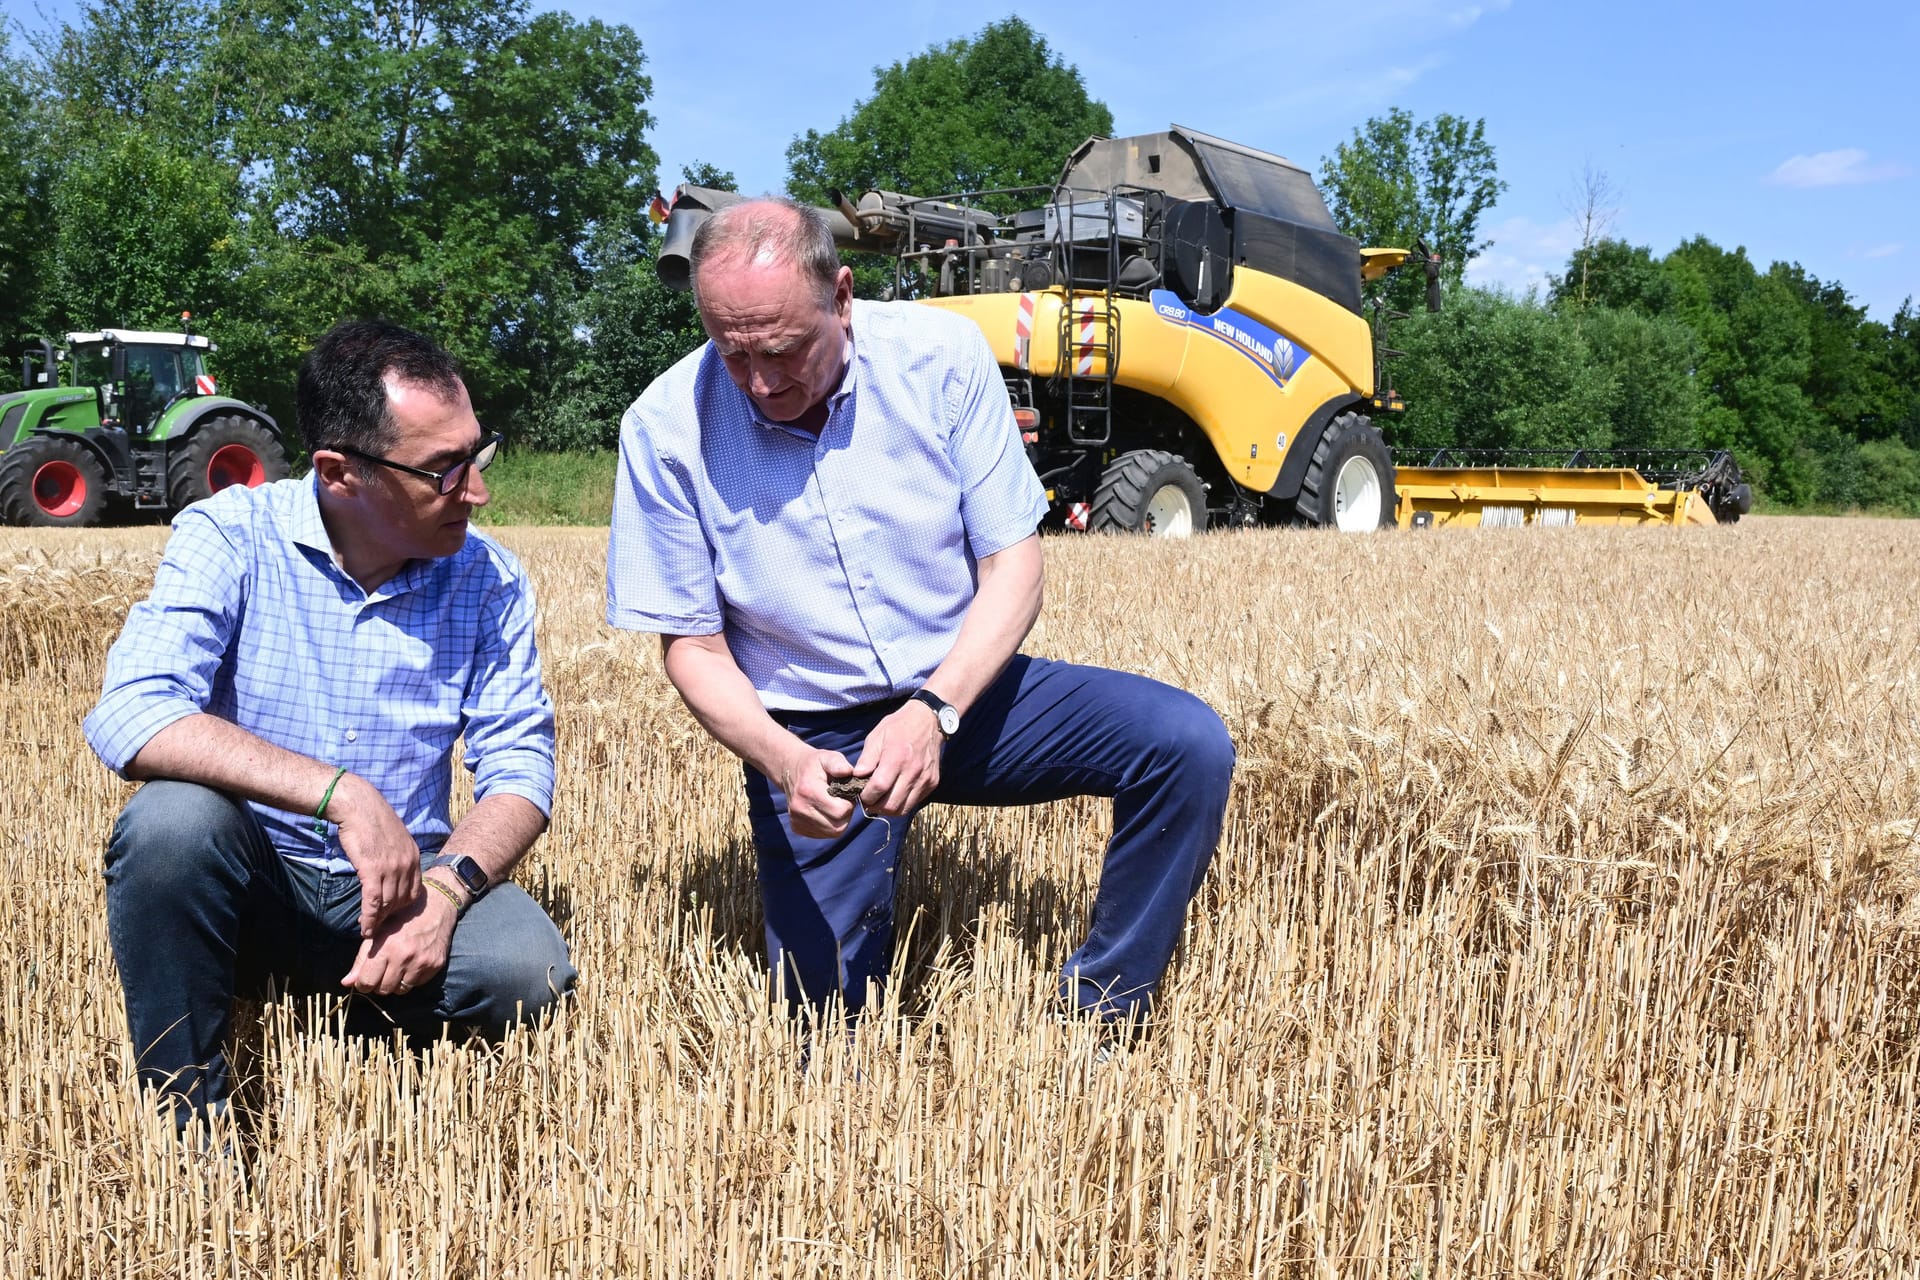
647,192,671,225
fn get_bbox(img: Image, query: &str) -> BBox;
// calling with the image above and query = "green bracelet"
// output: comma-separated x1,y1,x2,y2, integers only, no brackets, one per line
312,766,347,836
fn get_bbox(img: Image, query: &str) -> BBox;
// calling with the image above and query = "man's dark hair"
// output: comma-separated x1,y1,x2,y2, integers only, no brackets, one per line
296,319,464,461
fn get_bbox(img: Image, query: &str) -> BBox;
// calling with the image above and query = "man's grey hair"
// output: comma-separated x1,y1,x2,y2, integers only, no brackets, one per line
689,197,841,310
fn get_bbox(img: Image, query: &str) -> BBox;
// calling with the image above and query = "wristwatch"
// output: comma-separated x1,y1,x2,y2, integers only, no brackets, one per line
909,688,960,738
429,854,490,902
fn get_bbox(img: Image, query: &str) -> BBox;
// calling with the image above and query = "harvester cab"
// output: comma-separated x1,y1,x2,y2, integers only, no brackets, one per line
0,323,291,528
656,125,1749,533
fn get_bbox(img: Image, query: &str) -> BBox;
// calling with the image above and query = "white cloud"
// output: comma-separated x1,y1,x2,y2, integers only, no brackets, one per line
1445,1,1513,27
1766,149,1912,189
1463,214,1584,296
1860,242,1904,260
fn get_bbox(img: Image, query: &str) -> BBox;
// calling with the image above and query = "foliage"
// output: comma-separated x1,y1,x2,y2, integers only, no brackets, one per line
1545,236,1920,511
787,18,1111,207
1853,437,1920,516
46,129,240,334
1573,304,1702,452
524,226,706,452
529,163,734,452
786,17,1112,299
13,0,659,442
0,30,49,391
470,448,617,524
1320,108,1506,315
1389,287,1615,453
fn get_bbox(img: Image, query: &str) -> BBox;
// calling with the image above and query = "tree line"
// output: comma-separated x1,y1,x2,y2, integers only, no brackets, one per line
4,6,1916,512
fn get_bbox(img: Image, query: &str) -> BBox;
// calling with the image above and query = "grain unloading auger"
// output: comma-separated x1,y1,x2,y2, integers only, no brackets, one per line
659,126,1752,534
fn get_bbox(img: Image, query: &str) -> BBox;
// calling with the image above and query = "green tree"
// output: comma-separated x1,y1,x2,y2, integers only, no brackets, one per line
0,29,51,390
786,17,1111,298
1662,237,1817,502
787,18,1111,206
47,128,239,332
1885,300,1920,450
1576,304,1702,451
1770,262,1901,444
1853,437,1920,515
531,164,735,451
1319,108,1506,313
34,0,219,147
179,0,658,433
1390,287,1614,454
1551,238,1676,315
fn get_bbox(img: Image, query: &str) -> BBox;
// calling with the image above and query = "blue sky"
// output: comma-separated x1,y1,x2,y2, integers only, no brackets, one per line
604,0,1919,322
9,0,1915,320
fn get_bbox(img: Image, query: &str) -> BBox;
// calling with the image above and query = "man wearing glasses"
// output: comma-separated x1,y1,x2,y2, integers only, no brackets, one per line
85,318,574,1133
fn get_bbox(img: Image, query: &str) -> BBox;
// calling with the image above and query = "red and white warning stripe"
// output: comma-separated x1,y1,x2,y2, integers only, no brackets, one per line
1013,292,1035,370
194,374,217,395
1066,502,1090,531
1074,298,1099,375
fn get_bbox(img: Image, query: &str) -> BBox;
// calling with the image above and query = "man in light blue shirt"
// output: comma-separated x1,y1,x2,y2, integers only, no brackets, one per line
608,199,1233,1030
86,319,574,1130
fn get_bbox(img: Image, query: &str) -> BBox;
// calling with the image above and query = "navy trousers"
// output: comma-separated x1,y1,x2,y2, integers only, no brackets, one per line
745,655,1234,1020
103,780,577,1127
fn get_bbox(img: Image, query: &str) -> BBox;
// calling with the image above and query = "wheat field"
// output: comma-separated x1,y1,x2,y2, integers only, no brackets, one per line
3,517,1918,1278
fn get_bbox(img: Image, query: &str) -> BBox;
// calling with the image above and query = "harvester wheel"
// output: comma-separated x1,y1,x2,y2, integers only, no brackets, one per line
168,415,289,512
1294,412,1395,532
0,436,109,528
1090,449,1207,537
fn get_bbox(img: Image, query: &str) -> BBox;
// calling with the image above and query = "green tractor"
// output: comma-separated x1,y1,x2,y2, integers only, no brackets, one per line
0,325,292,527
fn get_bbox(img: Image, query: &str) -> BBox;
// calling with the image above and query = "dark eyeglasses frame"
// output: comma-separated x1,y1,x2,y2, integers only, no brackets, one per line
340,432,503,495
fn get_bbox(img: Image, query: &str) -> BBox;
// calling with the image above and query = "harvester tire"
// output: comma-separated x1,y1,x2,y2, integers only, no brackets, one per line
1293,412,1395,532
168,415,289,512
0,436,109,528
1090,449,1208,537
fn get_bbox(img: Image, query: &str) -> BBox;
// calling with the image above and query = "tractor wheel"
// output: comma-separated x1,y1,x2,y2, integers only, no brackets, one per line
168,415,289,512
0,436,109,528
1293,411,1396,532
1090,449,1208,537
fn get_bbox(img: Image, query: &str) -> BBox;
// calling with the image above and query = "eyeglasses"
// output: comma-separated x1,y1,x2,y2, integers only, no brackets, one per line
341,432,502,495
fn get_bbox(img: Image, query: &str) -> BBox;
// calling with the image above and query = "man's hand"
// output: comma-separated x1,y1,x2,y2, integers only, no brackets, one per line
330,773,423,937
340,882,456,996
780,744,860,839
852,700,945,817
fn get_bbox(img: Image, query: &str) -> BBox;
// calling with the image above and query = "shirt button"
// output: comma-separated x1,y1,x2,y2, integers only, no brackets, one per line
345,729,358,742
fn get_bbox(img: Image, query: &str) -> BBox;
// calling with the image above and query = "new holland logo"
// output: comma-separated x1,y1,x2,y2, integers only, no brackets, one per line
1150,290,1311,390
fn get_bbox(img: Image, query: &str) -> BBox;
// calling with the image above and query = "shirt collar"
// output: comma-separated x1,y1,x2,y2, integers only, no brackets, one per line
289,472,334,555
289,471,433,598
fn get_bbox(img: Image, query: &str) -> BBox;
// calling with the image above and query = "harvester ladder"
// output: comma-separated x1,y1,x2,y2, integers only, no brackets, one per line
1057,192,1121,448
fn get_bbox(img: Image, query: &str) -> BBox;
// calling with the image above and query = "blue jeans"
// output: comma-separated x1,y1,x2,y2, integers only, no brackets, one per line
103,780,577,1126
746,656,1234,1020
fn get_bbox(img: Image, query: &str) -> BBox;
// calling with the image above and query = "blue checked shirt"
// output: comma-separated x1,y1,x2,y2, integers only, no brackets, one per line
84,476,555,874
606,301,1049,711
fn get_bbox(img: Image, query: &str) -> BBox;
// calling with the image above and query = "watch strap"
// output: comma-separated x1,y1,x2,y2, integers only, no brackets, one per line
908,688,959,737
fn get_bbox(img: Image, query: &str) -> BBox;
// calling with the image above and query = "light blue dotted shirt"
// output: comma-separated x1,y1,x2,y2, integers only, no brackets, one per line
84,476,556,873
606,300,1048,711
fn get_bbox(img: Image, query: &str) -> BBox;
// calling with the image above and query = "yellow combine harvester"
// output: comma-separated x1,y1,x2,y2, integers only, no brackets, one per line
659,126,1753,534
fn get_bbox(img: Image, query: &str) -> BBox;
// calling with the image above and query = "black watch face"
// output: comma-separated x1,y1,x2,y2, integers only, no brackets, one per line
453,856,487,894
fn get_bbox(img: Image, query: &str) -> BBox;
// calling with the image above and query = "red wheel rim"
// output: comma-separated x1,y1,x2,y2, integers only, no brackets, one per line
32,459,86,517
206,443,266,491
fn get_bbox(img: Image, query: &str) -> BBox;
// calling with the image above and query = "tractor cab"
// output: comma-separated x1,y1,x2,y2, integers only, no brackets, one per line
65,329,217,434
